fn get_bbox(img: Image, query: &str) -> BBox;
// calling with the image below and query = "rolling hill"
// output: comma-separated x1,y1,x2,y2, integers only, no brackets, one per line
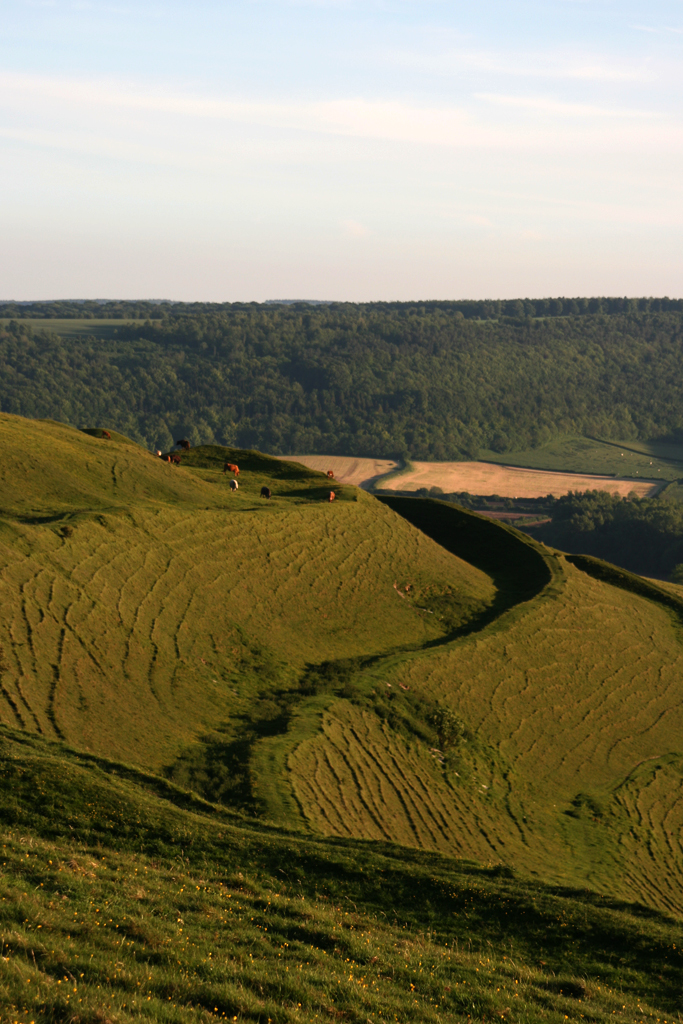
1,412,683,1022
2,726,682,1024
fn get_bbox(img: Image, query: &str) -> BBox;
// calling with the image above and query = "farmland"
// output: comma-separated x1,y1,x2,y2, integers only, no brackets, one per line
377,460,661,498
2,412,683,1021
283,438,683,498
0,318,127,339
476,434,683,484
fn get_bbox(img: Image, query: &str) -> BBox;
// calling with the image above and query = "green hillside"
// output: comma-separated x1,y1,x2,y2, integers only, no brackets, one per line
3,727,681,1024
2,412,683,1021
0,414,495,780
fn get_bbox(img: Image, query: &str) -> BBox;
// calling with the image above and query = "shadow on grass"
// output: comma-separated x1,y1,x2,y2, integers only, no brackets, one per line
378,496,555,646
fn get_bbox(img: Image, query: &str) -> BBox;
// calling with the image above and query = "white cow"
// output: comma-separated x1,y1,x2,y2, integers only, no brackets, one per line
230,479,239,492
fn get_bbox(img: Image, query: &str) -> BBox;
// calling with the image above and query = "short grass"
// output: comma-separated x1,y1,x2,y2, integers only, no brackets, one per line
477,435,683,483
0,319,129,339
266,499,683,916
1,727,681,1024
3,412,683,981
0,413,495,793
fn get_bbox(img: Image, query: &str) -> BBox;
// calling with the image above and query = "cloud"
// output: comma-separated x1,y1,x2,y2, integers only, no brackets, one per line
0,72,483,147
476,93,663,120
341,219,369,237
0,71,680,170
383,45,651,83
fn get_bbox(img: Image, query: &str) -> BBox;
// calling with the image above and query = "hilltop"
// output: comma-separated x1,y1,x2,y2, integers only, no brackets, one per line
1,412,683,1021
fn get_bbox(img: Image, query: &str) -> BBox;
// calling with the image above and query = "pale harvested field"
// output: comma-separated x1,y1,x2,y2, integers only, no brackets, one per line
382,460,661,498
277,455,397,487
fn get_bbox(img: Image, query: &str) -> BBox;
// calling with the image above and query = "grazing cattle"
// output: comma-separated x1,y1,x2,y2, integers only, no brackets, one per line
327,469,334,478
230,479,238,492
261,486,272,499
171,454,181,465
224,462,240,476
155,449,162,457
176,439,191,451
328,491,336,502
102,430,111,440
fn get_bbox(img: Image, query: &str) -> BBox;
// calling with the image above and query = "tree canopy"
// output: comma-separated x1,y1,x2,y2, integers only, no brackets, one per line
2,301,683,458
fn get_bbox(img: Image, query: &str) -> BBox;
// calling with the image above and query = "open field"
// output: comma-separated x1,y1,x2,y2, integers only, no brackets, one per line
285,448,670,497
263,497,683,917
380,459,662,498
478,434,683,482
0,317,129,338
276,454,398,487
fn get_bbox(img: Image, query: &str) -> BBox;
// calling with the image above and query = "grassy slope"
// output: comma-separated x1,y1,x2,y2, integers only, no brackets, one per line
477,435,683,485
1,727,681,1024
2,413,683,1020
276,498,683,917
0,413,494,777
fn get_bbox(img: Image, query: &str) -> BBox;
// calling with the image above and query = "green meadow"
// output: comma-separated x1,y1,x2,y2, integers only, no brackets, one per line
477,435,683,485
0,320,129,340
1,413,682,1022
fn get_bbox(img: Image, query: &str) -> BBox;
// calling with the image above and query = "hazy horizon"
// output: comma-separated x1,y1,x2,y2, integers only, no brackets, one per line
2,1,682,302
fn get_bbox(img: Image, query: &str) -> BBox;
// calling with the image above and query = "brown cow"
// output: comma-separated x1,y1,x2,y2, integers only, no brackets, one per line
327,469,334,478
102,430,111,440
171,454,181,465
176,439,191,451
224,462,240,476
261,486,272,499
328,491,336,502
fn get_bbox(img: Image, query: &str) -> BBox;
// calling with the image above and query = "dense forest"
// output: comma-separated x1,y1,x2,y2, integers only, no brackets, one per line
533,491,683,580
2,301,683,457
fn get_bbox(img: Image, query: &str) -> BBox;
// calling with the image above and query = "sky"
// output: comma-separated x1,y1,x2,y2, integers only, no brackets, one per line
1,0,682,301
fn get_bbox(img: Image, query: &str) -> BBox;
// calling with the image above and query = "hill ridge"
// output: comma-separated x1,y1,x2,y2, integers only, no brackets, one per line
1,412,683,924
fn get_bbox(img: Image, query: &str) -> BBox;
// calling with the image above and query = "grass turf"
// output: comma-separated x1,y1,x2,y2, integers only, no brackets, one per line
477,435,683,484
2,413,683,1023
0,727,681,1024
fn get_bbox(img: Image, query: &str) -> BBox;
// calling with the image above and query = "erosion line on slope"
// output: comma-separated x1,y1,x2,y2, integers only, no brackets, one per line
47,628,66,740
0,681,26,729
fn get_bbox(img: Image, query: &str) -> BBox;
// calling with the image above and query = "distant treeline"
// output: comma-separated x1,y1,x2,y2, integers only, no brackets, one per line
531,491,683,580
2,296,683,321
2,303,683,457
408,488,683,580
